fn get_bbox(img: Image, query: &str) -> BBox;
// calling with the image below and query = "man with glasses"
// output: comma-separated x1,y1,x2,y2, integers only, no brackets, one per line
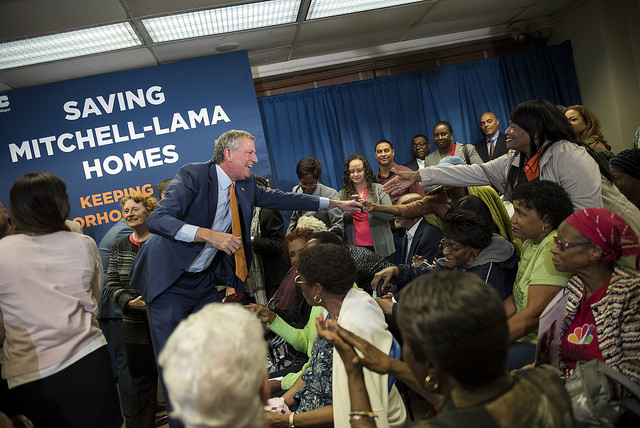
287,157,343,235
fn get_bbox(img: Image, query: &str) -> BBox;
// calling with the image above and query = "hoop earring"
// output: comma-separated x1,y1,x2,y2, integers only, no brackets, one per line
424,375,439,391
542,225,547,233
313,295,323,304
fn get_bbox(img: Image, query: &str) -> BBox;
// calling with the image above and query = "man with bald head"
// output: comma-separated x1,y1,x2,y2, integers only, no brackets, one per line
475,112,508,162
394,193,442,266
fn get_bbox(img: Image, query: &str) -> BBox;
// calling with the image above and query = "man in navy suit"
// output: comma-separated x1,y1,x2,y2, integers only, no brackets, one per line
394,193,442,267
475,112,508,162
131,130,360,427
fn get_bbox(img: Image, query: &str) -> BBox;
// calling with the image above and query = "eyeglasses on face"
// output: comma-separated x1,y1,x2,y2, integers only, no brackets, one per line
552,235,591,251
440,239,464,253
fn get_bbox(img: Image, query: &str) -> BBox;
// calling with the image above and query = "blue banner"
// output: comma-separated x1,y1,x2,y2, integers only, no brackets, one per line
0,51,271,242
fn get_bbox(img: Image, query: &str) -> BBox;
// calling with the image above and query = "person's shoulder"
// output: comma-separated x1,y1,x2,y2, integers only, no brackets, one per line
391,163,412,172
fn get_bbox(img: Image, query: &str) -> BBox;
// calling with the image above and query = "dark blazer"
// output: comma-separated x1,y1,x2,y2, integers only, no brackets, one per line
475,132,508,162
403,158,420,171
399,219,442,265
131,161,320,303
255,207,287,297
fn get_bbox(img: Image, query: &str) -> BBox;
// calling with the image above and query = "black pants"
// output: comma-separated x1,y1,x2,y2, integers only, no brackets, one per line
125,342,158,428
12,346,122,428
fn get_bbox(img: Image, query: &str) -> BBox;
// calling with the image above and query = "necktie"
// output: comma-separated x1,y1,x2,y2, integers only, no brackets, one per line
489,138,495,158
229,183,248,281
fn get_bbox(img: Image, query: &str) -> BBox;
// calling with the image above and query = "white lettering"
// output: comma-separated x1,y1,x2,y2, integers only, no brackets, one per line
211,105,230,124
9,141,32,162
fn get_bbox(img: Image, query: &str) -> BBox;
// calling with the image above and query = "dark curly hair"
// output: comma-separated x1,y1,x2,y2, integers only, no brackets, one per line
297,243,356,295
510,180,574,230
340,154,377,203
397,270,508,389
442,209,492,251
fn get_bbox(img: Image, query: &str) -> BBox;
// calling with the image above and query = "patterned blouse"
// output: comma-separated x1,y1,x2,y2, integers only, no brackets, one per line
294,335,333,413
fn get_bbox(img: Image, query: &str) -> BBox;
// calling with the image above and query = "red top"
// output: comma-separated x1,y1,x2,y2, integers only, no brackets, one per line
561,278,610,369
353,188,374,247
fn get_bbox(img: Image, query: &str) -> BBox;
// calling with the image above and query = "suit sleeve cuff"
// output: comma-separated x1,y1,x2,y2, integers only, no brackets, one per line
318,197,329,209
176,224,198,242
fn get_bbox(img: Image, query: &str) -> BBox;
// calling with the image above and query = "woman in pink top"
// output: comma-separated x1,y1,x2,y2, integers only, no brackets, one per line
340,154,395,258
0,173,121,428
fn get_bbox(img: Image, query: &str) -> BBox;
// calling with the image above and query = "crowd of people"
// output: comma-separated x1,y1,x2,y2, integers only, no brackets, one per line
1,99,640,428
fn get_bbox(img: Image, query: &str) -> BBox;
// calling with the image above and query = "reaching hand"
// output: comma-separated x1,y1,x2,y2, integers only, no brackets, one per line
375,297,394,315
371,266,398,290
330,199,363,213
245,303,277,324
360,200,376,213
332,321,393,375
382,170,421,196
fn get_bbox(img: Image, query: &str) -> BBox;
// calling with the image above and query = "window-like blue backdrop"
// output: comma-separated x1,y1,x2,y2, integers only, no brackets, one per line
258,41,580,195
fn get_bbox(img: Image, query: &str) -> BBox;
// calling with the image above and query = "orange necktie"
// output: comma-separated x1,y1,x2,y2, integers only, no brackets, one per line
489,138,495,158
229,183,248,281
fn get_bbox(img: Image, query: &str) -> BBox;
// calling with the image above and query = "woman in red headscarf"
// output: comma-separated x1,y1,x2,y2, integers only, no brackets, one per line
551,208,640,394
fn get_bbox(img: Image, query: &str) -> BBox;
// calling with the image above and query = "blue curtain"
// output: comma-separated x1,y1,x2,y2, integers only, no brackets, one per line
257,41,581,194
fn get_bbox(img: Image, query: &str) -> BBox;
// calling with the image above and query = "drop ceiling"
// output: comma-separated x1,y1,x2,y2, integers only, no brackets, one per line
0,0,585,92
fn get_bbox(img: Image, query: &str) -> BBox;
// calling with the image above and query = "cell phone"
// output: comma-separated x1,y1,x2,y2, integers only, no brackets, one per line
351,194,359,200
267,298,278,309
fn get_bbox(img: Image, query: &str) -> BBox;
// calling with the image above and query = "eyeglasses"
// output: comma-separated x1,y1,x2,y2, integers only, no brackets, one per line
440,239,464,253
552,236,591,251
294,275,305,287
299,181,318,189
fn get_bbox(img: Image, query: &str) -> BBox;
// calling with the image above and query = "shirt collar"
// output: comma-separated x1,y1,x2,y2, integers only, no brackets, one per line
216,164,233,190
406,217,422,238
487,130,500,142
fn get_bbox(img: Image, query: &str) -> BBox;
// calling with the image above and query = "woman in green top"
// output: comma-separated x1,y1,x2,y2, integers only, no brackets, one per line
506,180,573,370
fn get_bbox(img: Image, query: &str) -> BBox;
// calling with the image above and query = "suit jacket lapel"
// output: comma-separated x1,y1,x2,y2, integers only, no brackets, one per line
208,163,219,226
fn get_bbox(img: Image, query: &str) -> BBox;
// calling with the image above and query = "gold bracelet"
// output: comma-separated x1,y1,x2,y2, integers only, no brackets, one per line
349,411,378,421
289,412,295,427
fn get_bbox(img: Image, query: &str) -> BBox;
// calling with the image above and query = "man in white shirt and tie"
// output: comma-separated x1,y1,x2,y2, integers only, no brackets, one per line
475,112,508,162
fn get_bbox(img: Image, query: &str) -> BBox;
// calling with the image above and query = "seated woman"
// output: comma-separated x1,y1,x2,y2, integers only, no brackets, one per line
265,243,406,427
505,180,574,370
340,154,395,258
0,173,121,428
551,208,640,394
106,193,158,428
317,270,573,428
374,202,519,303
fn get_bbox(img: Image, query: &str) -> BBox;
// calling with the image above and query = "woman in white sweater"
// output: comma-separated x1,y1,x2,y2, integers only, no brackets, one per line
0,172,121,428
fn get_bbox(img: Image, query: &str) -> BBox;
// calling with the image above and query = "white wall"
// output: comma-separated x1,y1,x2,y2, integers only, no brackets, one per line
550,0,640,152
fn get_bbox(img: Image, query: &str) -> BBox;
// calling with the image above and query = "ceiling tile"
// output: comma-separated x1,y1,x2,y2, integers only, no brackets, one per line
0,0,127,41
0,48,156,89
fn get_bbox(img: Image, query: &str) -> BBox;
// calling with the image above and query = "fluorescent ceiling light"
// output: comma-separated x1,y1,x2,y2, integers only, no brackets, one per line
143,0,301,43
307,0,425,19
0,23,141,70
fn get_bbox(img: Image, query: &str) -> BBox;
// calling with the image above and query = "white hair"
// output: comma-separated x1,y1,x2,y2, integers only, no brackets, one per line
295,215,327,233
159,304,267,428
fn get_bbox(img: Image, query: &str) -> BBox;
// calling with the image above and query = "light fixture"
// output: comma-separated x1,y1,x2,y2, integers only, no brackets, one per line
508,22,527,42
307,0,426,20
527,22,543,39
0,23,142,70
142,0,300,43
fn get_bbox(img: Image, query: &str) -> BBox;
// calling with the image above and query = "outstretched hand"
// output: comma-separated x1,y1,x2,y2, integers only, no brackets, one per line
316,316,393,375
383,170,421,196
330,199,363,213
